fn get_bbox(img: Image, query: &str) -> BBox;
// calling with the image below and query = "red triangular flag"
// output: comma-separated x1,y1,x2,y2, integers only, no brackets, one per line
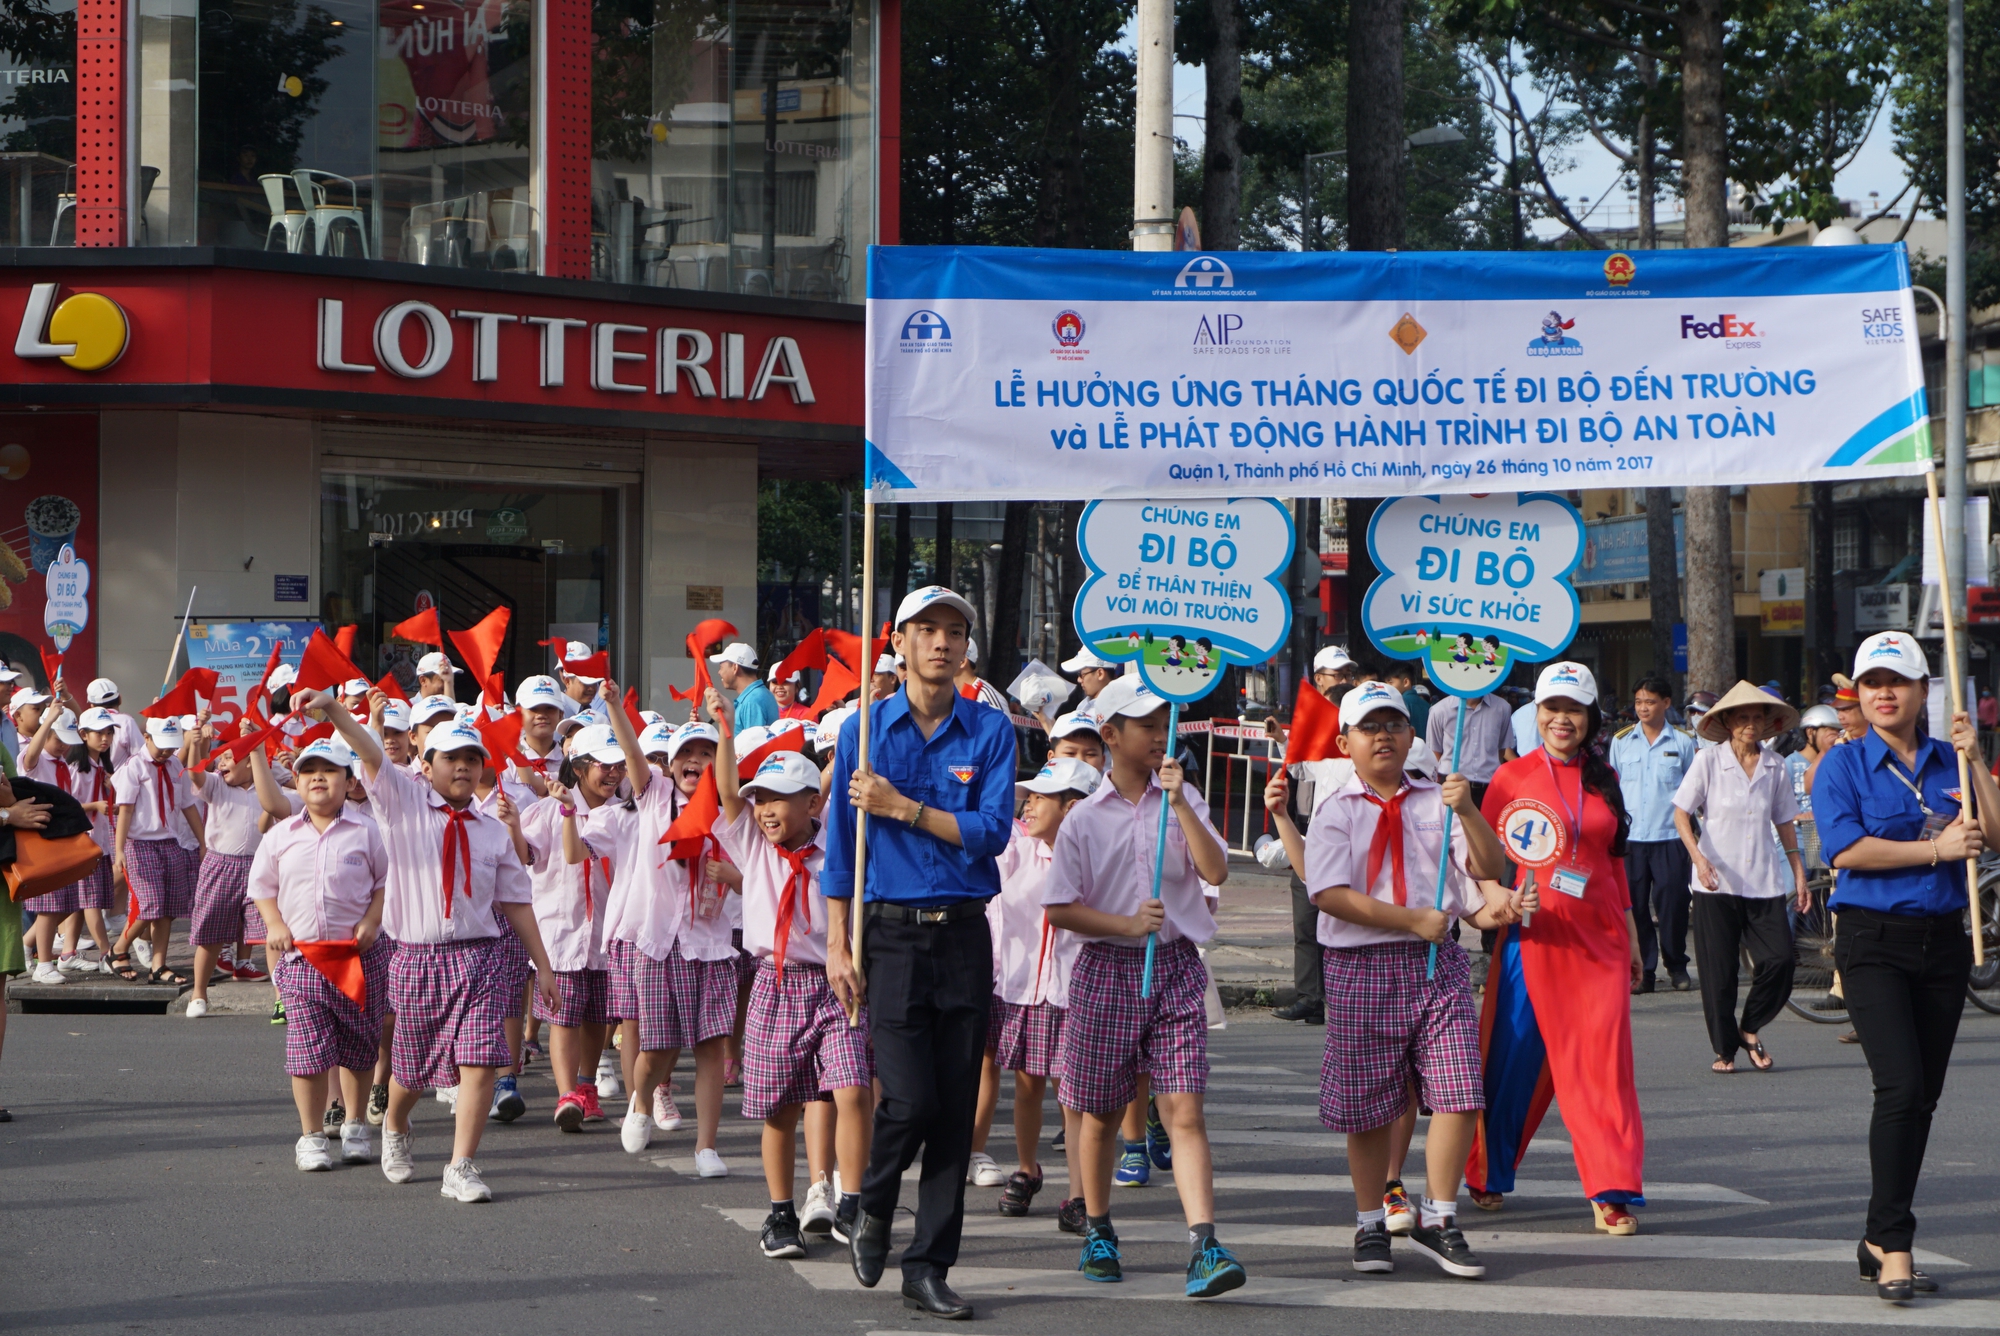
142,667,221,719
667,618,739,703
296,940,368,1009
373,671,408,703
38,646,62,691
333,624,358,660
447,606,511,685
622,687,647,734
772,628,828,683
824,628,889,675
290,720,336,750
474,708,526,768
388,608,443,646
657,728,808,855
293,629,367,695
242,644,284,725
201,720,279,771
808,656,860,718
1282,678,1346,765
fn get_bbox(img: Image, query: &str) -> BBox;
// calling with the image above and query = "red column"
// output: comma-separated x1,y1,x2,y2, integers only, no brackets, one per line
543,0,593,278
75,0,126,245
876,0,900,246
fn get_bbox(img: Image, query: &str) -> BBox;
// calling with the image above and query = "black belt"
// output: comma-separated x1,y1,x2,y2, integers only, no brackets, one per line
865,899,991,926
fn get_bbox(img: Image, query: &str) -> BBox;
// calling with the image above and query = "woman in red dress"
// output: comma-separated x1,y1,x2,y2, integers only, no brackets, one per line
1465,661,1646,1234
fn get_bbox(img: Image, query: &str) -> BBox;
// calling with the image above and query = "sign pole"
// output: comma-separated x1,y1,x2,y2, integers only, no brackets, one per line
1140,699,1181,999
848,495,878,1022
1925,467,1985,967
160,585,198,699
1427,703,1468,978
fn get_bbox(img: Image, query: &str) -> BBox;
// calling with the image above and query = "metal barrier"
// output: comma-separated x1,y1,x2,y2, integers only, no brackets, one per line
1179,717,1283,856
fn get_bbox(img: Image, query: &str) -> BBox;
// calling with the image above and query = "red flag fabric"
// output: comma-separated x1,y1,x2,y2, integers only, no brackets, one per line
807,656,861,718
141,668,221,719
474,709,526,768
1282,679,1346,765
824,628,888,675
772,628,827,683
38,646,62,691
622,687,647,734
667,618,740,703
203,721,279,770
373,671,409,702
657,729,809,856
296,940,368,1008
333,624,358,660
293,629,367,695
447,606,511,685
289,720,336,751
388,607,443,646
562,650,610,680
241,644,284,725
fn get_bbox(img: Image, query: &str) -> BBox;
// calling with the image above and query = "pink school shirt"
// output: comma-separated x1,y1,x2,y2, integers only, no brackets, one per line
520,793,610,972
712,803,829,967
1043,773,1224,946
1304,773,1482,950
991,825,1078,1007
247,807,389,948
362,759,532,945
581,768,735,963
192,772,299,858
112,751,200,849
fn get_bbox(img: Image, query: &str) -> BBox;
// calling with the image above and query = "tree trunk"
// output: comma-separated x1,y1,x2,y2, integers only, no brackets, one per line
990,500,1034,689
1645,487,1680,691
892,504,913,607
1810,482,1838,687
934,502,955,590
1682,489,1735,693
1289,497,1322,691
1345,0,1405,251
1201,0,1243,250
1058,500,1087,663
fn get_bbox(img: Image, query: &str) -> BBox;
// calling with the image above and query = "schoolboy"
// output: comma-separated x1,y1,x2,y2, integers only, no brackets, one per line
111,716,207,985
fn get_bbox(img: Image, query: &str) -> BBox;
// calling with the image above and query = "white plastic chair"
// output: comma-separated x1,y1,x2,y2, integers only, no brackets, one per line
292,169,367,257
260,173,311,252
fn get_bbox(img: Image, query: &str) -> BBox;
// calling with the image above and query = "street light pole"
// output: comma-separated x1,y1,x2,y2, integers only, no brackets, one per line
1945,0,1968,607
1300,127,1461,252
1132,0,1175,252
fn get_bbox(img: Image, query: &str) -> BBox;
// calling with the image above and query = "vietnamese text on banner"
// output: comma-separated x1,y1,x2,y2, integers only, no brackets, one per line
865,245,1928,501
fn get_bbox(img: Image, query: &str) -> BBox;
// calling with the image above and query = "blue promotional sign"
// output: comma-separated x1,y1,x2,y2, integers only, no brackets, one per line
1575,512,1684,587
184,619,319,729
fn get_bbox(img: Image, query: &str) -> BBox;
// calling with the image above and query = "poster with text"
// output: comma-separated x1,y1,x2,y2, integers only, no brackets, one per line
0,413,96,689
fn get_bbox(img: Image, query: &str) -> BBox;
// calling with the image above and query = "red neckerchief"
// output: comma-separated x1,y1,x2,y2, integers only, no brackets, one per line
1031,913,1057,1004
772,841,815,982
151,757,176,828
1360,782,1411,907
581,854,611,920
439,806,477,919
51,759,70,794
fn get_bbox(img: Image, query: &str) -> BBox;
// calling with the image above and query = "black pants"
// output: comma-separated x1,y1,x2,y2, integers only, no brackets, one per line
1691,893,1794,1059
1835,907,1972,1253
859,911,992,1282
1289,872,1323,1003
1626,839,1693,976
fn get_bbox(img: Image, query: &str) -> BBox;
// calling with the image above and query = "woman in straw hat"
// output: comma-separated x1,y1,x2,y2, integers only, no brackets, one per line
1670,681,1809,1074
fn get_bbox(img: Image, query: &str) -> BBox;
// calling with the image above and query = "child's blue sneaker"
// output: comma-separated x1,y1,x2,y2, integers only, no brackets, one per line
1113,1140,1149,1187
1145,1097,1173,1171
1078,1226,1123,1282
491,1074,527,1123
1186,1239,1247,1298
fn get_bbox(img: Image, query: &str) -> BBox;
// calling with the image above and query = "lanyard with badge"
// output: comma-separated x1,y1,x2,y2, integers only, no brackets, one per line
1883,753,1954,841
1541,750,1593,899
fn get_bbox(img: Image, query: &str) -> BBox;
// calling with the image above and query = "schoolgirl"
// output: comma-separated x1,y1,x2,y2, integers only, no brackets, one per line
185,739,296,1016
110,716,207,987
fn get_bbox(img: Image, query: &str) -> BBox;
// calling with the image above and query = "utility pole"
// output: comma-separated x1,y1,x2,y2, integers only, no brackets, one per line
1132,0,1176,251
1945,0,1968,609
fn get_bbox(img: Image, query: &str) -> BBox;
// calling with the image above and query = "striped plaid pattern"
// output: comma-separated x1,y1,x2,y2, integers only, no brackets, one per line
275,937,393,1076
492,906,534,1018
72,858,115,911
730,928,758,988
1317,938,1483,1134
387,939,512,1089
1057,939,1208,1115
631,946,739,1052
189,852,256,946
125,837,198,920
740,959,872,1119
990,1000,1066,1078
534,967,610,1027
21,876,86,916
607,937,639,1021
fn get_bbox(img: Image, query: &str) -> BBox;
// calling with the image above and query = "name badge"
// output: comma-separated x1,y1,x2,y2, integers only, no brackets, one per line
1920,811,1952,840
1549,863,1590,898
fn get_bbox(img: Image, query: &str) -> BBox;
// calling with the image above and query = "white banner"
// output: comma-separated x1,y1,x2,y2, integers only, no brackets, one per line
866,245,1930,501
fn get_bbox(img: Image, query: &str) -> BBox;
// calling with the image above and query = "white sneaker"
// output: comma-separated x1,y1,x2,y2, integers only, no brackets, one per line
652,1084,683,1132
620,1101,653,1154
381,1130,414,1183
52,930,66,952
801,1177,836,1236
833,1169,844,1199
132,938,154,971
340,1122,373,1164
56,953,94,973
440,1158,492,1203
968,1151,1005,1187
595,1055,623,1100
438,1085,458,1111
31,961,65,985
295,1133,333,1171
694,1147,728,1178
185,997,209,1019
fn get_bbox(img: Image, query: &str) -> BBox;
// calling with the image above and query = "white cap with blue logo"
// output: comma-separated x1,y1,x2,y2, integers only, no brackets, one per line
1017,756,1103,798
742,749,822,797
637,720,677,757
515,675,566,710
1049,707,1102,740
667,720,720,762
568,723,626,766
1853,632,1929,682
379,699,412,732
1534,661,1598,707
1339,681,1411,730
1091,674,1167,720
893,584,976,629
295,737,358,772
411,694,459,726
422,720,488,759
144,716,185,747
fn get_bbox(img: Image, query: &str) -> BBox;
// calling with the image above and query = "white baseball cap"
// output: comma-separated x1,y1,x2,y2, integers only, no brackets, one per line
86,677,120,705
379,700,413,732
1092,675,1168,720
667,720,720,762
637,720,677,756
1339,681,1411,729
0,664,22,683
814,704,856,751
416,651,458,678
1312,646,1354,675
294,737,358,772
422,719,487,758
341,677,370,697
1049,708,1102,740
742,749,822,797
144,716,185,747
893,584,976,629
875,653,899,675
568,722,625,766
411,694,459,726
1017,756,1103,798
769,716,807,738
266,664,298,691
1405,737,1440,779
51,708,80,746
639,710,666,728
768,663,800,683
1534,661,1598,707
965,638,981,666
1853,632,1930,682
709,642,759,671
77,706,118,733
8,686,49,713
1061,648,1118,674
555,713,588,739
515,675,566,711
733,724,773,756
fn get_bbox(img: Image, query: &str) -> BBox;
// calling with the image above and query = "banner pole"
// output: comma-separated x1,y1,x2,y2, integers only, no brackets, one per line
1140,699,1181,999
1925,467,1984,967
1428,703,1468,979
848,495,879,1022
160,585,199,699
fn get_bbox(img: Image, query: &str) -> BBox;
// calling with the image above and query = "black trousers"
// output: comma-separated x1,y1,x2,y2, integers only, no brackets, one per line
1691,893,1794,1059
1289,872,1323,1003
859,912,993,1281
1626,839,1694,975
1835,907,1972,1253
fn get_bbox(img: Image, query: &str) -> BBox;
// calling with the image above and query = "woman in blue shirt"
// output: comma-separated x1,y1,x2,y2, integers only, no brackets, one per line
1813,632,2000,1302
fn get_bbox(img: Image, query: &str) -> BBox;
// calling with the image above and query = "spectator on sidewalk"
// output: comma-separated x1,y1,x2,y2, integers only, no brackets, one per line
1425,692,1513,811
1609,676,1697,994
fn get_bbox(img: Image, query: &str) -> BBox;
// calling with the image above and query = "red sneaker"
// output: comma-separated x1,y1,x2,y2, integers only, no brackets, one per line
576,1082,606,1123
554,1091,585,1133
233,962,269,982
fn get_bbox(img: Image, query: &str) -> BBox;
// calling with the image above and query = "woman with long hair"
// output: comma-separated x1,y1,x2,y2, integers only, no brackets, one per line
1464,662,1646,1235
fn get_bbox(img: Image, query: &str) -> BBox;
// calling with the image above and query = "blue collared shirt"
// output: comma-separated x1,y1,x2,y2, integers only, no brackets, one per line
1609,721,1697,844
1509,701,1538,757
1816,731,1968,917
823,688,1018,906
732,679,780,730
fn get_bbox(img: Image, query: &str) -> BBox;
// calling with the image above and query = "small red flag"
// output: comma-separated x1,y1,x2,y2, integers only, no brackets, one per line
622,687,647,734
475,708,527,768
808,656,860,718
373,671,409,703
38,646,62,692
333,624,358,660
295,940,368,1008
388,608,443,646
667,618,740,711
448,606,511,686
141,667,221,719
1281,678,1346,765
772,628,828,682
293,629,368,695
824,627,889,675
202,721,279,770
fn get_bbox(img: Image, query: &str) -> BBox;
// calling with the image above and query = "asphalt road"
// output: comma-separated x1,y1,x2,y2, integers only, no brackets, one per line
2,989,1996,1335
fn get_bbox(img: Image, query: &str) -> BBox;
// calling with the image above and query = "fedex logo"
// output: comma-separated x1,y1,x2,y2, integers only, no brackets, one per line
1680,313,1758,339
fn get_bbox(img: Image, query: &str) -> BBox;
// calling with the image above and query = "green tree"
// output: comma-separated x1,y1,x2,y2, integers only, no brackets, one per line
1888,0,2000,307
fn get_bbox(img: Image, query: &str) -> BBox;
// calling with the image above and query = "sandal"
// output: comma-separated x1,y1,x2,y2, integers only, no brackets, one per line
1711,1058,1736,1074
1741,1035,1774,1071
148,966,189,987
107,951,141,983
1469,1189,1504,1212
1592,1200,1639,1235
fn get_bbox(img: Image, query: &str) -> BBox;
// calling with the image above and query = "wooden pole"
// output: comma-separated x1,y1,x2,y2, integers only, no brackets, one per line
1925,466,1985,966
848,495,878,1021
159,585,198,698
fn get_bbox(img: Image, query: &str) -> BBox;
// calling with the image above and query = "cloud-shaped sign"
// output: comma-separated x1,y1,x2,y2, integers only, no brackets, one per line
1073,498,1294,702
42,542,90,652
1361,493,1584,699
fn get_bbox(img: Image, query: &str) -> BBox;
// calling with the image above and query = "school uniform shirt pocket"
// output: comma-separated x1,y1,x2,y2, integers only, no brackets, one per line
932,760,982,810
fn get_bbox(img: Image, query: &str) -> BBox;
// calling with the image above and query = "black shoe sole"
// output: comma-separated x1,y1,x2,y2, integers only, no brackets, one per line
1408,1235,1486,1278
1352,1257,1394,1274
800,1218,834,1237
494,1096,526,1123
901,1298,973,1319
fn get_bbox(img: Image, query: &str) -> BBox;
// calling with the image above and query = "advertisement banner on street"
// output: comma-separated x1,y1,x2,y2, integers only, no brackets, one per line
185,620,320,730
0,413,97,685
866,244,1927,500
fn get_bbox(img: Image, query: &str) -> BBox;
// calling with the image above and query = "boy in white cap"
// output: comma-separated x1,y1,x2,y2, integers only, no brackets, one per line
408,696,459,764
513,676,570,788
1047,709,1107,773
85,677,146,769
110,716,208,986
370,697,416,769
415,652,458,701
309,688,559,1201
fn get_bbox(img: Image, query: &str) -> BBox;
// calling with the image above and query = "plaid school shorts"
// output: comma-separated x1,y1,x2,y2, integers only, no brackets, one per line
276,937,393,1077
740,959,873,1119
1058,939,1208,1115
534,967,610,1028
730,928,758,988
22,869,88,916
189,852,256,946
387,939,513,1089
491,907,534,1019
125,838,198,921
990,1000,1066,1079
73,856,114,911
631,946,738,1052
1318,938,1484,1134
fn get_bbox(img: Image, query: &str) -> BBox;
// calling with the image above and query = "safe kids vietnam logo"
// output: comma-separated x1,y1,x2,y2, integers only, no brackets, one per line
1526,311,1581,357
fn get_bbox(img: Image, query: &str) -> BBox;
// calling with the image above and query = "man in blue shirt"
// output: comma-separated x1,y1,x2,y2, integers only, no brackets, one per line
824,584,1017,1320
1608,674,1698,992
711,642,779,729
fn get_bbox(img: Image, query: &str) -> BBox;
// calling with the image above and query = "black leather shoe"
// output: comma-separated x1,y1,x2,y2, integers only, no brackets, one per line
1271,998,1325,1023
1632,974,1657,995
1669,972,1692,992
1857,1239,1937,1294
901,1275,974,1319
850,1213,891,1288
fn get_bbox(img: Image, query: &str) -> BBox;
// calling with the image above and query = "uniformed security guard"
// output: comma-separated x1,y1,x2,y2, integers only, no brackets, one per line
1609,674,1697,992
825,585,1017,1321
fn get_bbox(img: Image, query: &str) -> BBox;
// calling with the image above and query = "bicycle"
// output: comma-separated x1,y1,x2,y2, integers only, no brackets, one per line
1780,865,2000,1023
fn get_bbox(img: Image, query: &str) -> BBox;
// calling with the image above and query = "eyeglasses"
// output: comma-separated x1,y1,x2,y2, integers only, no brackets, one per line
1348,719,1411,736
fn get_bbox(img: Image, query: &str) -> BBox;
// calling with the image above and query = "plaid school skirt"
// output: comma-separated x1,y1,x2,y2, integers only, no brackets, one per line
276,937,393,1077
21,851,107,917
491,907,534,1019
189,853,261,946
1318,938,1483,1134
1057,938,1208,1115
125,838,198,921
990,1000,1066,1079
534,967,611,1028
740,958,872,1120
387,939,512,1090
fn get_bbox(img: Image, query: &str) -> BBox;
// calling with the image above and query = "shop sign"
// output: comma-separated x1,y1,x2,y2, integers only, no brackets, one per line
186,620,319,729
1854,583,1909,631
1575,511,1683,587
1758,566,1805,636
486,507,530,543
42,542,87,650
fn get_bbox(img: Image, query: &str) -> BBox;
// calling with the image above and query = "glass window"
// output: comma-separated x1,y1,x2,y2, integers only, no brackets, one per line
137,0,537,268
588,0,872,302
0,0,76,247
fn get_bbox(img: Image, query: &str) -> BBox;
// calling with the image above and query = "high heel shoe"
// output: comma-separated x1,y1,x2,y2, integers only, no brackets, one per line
1857,1240,1936,1297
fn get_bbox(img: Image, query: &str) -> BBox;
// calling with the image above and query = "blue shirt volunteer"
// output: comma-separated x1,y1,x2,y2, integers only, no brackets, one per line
1608,722,1697,844
731,677,781,730
1815,730,1968,917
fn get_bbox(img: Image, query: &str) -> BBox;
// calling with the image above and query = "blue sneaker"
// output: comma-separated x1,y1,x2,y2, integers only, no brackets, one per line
1078,1226,1123,1282
491,1075,526,1123
1186,1238,1247,1298
1112,1140,1149,1187
1145,1098,1173,1171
